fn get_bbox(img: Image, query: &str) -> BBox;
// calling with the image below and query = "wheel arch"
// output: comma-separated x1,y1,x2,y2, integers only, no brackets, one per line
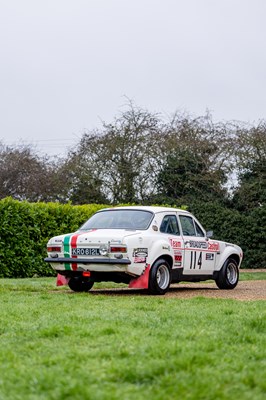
228,253,240,267
147,239,174,270
217,249,241,271
152,254,173,269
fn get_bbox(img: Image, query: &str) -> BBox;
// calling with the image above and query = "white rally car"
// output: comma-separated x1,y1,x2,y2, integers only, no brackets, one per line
45,206,243,295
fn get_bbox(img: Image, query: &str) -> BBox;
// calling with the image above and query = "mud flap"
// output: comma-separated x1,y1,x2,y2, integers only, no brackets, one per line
56,273,69,286
128,265,151,289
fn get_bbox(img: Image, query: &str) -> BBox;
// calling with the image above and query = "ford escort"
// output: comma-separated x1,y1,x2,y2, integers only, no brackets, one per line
44,206,243,295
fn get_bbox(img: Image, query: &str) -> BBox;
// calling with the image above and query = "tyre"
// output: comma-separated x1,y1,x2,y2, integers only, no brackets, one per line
148,258,171,295
215,258,239,290
68,276,94,292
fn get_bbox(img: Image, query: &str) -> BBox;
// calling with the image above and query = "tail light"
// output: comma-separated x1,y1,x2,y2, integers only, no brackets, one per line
47,246,61,252
110,246,127,253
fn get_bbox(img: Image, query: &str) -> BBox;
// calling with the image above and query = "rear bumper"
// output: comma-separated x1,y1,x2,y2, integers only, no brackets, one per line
44,257,131,265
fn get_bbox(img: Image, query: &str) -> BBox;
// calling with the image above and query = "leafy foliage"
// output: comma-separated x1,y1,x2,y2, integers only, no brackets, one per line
231,122,266,211
0,198,106,278
0,104,265,274
188,201,266,269
0,105,265,209
0,198,265,278
155,150,227,204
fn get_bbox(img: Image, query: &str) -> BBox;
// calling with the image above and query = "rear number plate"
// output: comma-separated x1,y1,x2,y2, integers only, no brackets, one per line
72,248,100,256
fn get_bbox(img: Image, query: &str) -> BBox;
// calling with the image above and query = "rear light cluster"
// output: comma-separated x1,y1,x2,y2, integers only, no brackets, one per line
47,246,61,252
110,246,127,253
47,244,127,255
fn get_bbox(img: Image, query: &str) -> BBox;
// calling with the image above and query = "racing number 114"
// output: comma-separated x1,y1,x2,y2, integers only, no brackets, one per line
190,251,202,269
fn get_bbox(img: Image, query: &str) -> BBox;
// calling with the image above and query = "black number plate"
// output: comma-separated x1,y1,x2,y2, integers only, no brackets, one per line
72,248,100,256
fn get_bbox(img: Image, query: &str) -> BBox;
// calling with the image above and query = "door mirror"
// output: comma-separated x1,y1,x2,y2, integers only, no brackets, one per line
206,230,213,238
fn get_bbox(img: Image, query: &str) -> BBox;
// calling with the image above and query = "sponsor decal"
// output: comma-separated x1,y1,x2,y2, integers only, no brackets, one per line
206,253,214,261
133,248,148,264
184,240,220,252
188,240,208,249
174,251,182,267
134,257,146,263
133,248,148,257
208,242,220,251
169,239,182,248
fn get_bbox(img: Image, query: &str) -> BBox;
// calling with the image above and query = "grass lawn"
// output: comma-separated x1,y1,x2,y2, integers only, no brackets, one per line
239,271,266,281
0,275,265,400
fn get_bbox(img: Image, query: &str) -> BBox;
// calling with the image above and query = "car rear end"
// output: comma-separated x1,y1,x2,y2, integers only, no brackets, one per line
45,230,132,274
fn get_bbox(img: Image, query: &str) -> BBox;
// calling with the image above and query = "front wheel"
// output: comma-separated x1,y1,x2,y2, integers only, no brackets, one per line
68,276,94,292
148,259,171,295
215,258,239,290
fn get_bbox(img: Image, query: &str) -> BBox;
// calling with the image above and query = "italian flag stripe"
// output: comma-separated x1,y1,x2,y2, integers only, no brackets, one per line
70,233,80,271
63,230,97,271
63,235,72,270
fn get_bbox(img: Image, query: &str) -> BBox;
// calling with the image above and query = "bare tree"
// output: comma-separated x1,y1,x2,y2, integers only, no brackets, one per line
0,144,68,202
67,102,163,203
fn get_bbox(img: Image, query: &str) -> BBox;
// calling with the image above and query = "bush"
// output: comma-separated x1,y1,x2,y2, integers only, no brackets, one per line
0,198,107,278
0,198,265,278
188,201,266,269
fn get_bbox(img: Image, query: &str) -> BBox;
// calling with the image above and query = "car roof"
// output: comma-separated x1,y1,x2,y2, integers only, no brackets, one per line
98,205,190,214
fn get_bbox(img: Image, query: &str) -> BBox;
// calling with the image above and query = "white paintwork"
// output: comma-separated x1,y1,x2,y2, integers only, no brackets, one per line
46,206,243,279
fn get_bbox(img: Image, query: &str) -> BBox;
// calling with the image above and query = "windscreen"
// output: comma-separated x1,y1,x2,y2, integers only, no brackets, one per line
79,210,153,230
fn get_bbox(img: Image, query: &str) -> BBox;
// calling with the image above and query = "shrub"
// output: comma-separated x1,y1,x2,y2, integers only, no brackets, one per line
0,198,264,278
0,198,107,278
188,201,266,269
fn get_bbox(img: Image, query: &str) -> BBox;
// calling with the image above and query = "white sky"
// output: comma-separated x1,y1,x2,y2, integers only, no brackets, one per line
0,0,266,156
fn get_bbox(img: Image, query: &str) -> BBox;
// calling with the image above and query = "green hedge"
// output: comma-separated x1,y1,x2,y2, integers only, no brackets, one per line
0,198,107,278
0,198,265,278
188,201,266,269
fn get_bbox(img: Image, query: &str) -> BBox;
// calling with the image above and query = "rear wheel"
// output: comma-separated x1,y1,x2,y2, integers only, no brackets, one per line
215,258,239,289
68,276,94,292
148,259,171,295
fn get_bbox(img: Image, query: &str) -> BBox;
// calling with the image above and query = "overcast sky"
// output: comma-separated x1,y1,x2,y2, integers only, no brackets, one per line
0,0,265,156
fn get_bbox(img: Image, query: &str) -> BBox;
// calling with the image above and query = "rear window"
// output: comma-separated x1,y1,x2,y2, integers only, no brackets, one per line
79,210,153,230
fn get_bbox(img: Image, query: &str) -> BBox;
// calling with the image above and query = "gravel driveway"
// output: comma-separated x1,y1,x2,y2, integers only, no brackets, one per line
88,278,266,300
166,280,266,301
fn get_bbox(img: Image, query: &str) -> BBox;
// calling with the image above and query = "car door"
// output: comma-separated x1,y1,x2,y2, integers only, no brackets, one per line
178,214,216,274
159,214,185,269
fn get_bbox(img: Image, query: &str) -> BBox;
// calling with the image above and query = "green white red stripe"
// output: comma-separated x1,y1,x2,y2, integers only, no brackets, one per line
63,230,97,271
63,234,72,270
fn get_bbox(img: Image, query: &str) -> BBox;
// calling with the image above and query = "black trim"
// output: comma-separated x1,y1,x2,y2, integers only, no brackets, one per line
58,271,133,284
171,268,215,283
44,257,131,265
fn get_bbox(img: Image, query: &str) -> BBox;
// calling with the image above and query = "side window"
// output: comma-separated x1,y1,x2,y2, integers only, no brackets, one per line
195,221,205,237
160,215,180,235
179,215,196,236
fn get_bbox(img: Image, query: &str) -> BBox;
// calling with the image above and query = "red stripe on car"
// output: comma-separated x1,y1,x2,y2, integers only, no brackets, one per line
70,233,82,271
70,230,98,271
